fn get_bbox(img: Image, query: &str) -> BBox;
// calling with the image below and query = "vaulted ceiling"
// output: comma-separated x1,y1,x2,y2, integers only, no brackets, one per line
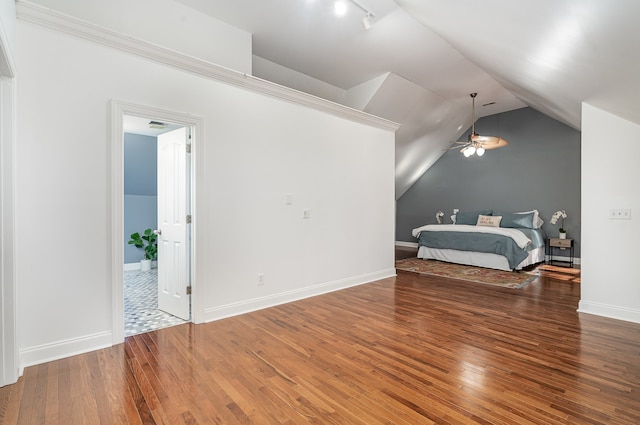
174,0,640,197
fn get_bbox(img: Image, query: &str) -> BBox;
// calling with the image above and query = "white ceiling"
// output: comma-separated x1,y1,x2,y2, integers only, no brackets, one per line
171,0,640,197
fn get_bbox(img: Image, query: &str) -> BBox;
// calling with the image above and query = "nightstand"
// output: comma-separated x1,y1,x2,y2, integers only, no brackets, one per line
546,238,574,267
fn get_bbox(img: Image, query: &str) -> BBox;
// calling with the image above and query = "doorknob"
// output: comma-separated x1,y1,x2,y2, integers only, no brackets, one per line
154,229,162,236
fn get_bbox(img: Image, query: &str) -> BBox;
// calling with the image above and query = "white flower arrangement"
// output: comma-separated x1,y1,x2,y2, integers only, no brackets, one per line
436,211,444,224
550,210,567,233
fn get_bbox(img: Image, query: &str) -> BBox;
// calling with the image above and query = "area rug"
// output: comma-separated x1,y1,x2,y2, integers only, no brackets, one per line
395,257,538,289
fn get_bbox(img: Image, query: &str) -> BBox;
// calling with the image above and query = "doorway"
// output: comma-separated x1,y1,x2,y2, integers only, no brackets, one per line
123,119,189,335
111,100,201,344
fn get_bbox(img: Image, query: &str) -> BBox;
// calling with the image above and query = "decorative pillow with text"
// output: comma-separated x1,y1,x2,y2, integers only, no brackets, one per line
477,214,502,227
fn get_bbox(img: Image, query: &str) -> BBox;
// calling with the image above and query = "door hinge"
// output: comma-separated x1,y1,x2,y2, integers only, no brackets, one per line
186,285,192,295
186,214,192,224
186,143,191,153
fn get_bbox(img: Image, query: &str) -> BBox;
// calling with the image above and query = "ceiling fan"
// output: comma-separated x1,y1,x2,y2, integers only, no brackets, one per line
448,93,509,157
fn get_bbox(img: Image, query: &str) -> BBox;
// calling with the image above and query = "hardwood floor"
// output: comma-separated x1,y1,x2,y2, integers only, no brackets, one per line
2,257,639,424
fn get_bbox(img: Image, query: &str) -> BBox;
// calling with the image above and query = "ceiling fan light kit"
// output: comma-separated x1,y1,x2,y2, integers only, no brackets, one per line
454,93,509,158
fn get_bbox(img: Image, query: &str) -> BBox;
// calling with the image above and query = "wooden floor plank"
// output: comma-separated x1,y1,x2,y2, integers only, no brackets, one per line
3,262,640,424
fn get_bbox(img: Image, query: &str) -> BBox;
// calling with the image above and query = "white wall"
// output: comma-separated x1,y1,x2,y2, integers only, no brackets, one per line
579,103,640,323
15,19,396,368
22,0,252,74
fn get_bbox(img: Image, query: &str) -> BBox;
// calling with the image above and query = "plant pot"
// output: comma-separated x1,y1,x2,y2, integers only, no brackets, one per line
140,259,152,271
559,232,567,239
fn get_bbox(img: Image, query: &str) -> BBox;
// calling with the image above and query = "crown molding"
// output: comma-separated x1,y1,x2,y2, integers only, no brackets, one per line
16,1,399,132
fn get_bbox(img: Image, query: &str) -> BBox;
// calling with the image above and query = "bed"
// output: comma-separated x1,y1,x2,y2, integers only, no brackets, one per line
411,210,546,271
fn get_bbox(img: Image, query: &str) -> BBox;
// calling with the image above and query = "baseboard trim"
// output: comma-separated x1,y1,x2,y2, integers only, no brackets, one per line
19,331,113,374
202,268,396,323
578,300,640,324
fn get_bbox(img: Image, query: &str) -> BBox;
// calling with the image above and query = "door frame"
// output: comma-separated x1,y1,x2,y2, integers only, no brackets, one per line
110,100,202,344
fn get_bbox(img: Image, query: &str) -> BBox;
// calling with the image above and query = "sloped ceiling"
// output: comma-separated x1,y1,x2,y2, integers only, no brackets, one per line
174,0,640,197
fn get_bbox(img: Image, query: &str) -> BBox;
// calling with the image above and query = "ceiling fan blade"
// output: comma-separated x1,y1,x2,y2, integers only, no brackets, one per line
479,136,509,150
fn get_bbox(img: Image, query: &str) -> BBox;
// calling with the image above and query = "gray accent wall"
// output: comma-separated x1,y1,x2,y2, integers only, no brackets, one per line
396,107,582,257
124,133,157,263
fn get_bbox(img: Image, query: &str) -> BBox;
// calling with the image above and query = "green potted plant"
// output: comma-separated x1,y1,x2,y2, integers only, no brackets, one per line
128,228,158,271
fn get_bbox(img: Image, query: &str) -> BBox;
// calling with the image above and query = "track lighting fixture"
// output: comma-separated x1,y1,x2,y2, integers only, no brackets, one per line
333,0,375,29
362,13,372,30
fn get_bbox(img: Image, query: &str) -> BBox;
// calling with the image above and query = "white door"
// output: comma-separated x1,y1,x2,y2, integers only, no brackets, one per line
157,127,190,320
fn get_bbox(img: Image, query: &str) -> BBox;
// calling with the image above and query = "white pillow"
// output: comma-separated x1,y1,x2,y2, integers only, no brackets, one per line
477,214,502,227
516,210,543,228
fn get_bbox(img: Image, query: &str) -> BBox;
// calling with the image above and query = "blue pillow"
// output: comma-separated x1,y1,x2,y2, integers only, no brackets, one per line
455,210,492,225
498,212,535,229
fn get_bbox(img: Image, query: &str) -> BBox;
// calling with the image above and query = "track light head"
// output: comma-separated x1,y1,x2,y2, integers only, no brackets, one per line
362,13,372,30
333,0,375,29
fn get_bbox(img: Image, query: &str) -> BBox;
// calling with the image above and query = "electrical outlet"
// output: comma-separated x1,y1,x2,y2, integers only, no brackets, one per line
257,273,264,286
609,208,631,220
303,209,311,219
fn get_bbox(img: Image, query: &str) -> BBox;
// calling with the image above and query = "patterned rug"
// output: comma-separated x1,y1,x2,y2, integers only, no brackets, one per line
395,257,538,289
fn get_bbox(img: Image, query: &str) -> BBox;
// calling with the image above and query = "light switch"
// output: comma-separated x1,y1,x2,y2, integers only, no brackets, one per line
609,208,631,220
285,193,293,205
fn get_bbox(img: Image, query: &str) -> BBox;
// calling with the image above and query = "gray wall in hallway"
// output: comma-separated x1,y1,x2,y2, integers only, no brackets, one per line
396,107,582,257
124,133,157,263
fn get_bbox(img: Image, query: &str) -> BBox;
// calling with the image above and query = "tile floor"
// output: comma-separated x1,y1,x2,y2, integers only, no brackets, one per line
124,268,187,336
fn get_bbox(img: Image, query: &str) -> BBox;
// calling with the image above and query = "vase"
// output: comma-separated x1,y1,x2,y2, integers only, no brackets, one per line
559,232,567,239
140,259,151,271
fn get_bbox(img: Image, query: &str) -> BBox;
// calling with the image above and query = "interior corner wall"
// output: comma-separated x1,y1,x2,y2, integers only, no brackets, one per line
396,107,582,256
15,20,395,368
124,133,158,264
579,103,640,323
